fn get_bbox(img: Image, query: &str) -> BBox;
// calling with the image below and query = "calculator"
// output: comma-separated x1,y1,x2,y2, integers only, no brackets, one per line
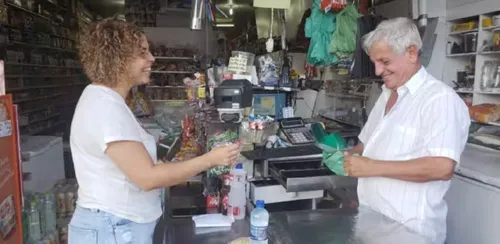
279,118,316,145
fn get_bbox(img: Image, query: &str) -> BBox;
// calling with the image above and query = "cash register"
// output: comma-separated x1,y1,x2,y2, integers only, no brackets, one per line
213,79,253,123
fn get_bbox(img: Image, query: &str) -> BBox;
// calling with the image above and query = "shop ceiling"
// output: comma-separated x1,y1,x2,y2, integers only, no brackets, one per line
80,0,253,18
79,0,306,41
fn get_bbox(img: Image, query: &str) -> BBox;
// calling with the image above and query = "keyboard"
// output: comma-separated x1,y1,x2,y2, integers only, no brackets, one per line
241,144,322,160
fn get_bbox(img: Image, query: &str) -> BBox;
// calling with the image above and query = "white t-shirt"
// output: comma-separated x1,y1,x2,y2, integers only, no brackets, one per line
358,67,470,243
70,84,162,223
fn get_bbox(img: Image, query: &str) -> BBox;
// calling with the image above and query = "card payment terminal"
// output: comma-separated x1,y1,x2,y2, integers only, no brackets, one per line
279,118,316,145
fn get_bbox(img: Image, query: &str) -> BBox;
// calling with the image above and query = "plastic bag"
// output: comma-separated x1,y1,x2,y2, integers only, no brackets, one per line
305,0,338,66
323,151,359,176
329,4,362,57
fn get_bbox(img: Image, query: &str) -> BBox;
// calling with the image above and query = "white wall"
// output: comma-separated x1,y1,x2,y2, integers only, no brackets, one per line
374,0,448,82
446,0,500,20
373,0,446,19
374,0,413,19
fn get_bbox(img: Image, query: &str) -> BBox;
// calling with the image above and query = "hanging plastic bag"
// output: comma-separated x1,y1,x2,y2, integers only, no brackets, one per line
329,4,362,57
305,0,338,66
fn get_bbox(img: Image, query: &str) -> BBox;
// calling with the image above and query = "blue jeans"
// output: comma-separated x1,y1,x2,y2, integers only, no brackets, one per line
68,206,158,244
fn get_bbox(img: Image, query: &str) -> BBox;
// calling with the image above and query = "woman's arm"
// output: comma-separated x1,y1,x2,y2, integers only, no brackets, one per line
106,141,240,191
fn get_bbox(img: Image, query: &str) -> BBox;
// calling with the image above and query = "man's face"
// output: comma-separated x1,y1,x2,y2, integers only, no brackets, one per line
368,42,418,90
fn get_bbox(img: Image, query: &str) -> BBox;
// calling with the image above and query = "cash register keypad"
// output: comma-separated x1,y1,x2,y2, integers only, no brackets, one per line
284,128,315,144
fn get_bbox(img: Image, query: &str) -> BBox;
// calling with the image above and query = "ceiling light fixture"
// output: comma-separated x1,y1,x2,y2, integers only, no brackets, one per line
216,23,235,27
229,7,233,16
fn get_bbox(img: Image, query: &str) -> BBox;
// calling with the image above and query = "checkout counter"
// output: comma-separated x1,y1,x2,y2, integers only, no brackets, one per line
151,79,368,243
153,119,384,244
154,207,433,244
151,79,435,244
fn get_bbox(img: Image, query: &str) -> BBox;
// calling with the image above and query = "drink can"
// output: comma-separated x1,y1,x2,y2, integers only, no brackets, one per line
65,190,75,215
56,192,66,218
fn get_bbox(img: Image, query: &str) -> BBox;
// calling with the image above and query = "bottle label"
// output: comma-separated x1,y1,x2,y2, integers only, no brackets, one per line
232,206,239,216
250,224,267,241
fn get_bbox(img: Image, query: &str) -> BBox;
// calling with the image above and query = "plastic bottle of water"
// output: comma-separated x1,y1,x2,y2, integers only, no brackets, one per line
44,192,57,233
250,200,269,244
228,163,247,220
28,201,42,242
230,163,247,184
37,194,46,236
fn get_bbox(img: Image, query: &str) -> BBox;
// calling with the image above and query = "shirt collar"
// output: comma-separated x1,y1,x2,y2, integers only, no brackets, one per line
381,66,427,95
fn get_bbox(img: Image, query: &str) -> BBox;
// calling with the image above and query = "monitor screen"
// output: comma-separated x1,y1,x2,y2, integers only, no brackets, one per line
282,119,303,127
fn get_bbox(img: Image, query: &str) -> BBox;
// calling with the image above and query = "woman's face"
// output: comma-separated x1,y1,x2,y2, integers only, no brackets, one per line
127,35,155,86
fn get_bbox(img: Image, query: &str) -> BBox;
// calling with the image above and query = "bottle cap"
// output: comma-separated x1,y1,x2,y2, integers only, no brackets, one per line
256,200,265,208
235,163,243,169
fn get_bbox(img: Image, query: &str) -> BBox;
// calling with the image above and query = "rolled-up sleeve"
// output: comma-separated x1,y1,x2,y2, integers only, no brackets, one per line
420,92,470,164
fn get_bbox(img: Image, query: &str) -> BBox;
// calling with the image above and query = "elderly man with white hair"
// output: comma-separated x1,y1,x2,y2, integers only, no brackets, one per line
344,17,470,243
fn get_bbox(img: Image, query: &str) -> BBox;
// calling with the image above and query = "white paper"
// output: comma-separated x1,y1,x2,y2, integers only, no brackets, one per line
192,214,233,228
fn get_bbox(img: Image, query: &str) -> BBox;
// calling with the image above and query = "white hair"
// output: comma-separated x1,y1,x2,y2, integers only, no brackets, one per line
362,17,422,55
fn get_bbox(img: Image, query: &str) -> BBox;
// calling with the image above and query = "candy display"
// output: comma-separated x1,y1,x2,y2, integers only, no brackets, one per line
145,87,189,101
125,0,158,27
206,130,239,176
144,44,201,102
127,88,153,116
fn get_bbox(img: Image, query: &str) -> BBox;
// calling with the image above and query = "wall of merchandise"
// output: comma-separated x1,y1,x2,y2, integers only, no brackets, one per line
0,0,95,137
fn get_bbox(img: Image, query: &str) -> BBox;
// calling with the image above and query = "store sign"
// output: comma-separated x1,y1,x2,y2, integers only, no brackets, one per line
0,60,4,96
0,94,23,244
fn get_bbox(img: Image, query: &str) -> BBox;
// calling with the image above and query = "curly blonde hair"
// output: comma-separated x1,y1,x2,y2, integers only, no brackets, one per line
78,18,144,87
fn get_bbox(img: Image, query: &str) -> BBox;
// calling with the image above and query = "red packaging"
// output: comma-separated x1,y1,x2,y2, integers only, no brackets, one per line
220,194,229,215
206,195,219,208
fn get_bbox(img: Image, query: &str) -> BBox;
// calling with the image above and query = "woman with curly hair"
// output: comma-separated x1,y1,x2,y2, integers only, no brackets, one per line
68,18,240,244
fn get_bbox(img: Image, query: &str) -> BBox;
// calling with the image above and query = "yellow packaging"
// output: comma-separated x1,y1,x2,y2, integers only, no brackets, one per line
493,28,500,51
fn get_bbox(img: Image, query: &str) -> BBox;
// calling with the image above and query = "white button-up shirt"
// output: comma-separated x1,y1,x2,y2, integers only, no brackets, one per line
358,67,470,243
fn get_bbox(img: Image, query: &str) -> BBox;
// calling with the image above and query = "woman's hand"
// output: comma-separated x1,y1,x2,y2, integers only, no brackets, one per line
205,144,241,167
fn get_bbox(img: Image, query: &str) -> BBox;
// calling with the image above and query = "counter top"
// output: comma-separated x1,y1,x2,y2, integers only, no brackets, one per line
155,207,432,244
158,215,253,244
457,144,500,188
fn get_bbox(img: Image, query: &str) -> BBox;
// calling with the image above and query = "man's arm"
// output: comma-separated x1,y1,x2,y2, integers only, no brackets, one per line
344,154,455,182
348,143,364,155
369,157,455,182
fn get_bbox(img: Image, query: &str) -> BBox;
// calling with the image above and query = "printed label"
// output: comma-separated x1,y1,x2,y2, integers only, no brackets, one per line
250,224,268,241
232,206,240,216
0,120,12,138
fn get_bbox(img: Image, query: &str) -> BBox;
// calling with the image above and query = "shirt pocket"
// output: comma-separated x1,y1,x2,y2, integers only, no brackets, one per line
391,125,419,158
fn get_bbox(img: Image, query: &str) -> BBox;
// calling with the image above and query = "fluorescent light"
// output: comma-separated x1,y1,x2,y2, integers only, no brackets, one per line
216,23,234,27
229,7,233,15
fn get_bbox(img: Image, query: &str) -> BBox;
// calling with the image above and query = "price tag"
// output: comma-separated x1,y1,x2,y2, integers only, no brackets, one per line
197,87,206,98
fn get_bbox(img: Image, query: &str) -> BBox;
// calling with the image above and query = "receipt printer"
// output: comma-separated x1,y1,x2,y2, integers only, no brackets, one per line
214,79,253,123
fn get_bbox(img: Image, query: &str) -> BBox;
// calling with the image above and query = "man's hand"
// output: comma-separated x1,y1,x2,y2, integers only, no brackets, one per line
343,152,375,177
